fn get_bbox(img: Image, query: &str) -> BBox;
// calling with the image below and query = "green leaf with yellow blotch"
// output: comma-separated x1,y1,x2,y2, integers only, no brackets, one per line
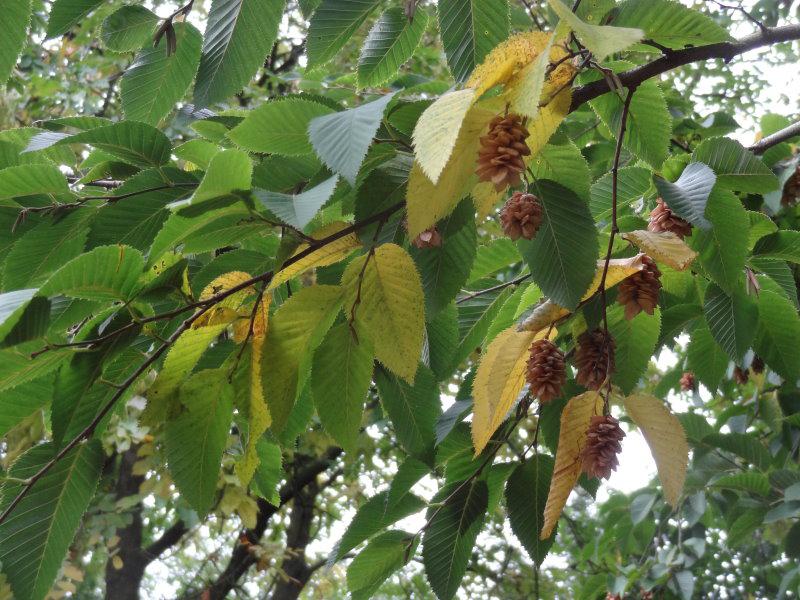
342,244,425,383
547,0,643,61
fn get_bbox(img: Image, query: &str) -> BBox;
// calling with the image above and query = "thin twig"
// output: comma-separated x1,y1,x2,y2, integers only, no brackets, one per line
707,0,768,32
456,273,531,304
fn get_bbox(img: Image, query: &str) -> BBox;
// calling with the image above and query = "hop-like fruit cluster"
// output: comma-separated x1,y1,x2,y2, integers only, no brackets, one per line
751,356,765,374
782,164,800,206
581,414,625,479
575,329,615,391
648,198,692,239
411,226,442,249
679,371,695,392
616,255,662,320
500,192,542,240
526,339,566,404
475,113,530,192
734,366,749,385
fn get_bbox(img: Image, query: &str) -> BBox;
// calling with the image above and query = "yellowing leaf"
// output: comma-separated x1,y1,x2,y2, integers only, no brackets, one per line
194,270,255,328
236,294,272,486
547,0,644,62
200,271,252,300
472,181,505,219
412,88,477,185
540,391,604,539
517,257,645,332
467,31,551,97
342,243,424,383
623,393,689,507
503,33,568,120
622,230,698,271
406,103,495,237
525,86,572,160
472,326,555,455
268,221,361,291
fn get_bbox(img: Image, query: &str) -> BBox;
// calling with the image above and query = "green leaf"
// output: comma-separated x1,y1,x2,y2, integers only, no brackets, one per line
528,142,591,201
306,0,383,67
0,341,70,393
121,23,202,125
506,455,556,564
703,284,757,363
752,231,800,264
229,97,336,155
713,472,771,496
0,0,31,85
347,530,414,600
256,175,338,229
0,289,38,342
754,288,800,381
165,369,234,515
653,162,716,229
692,137,780,194
193,0,286,107
427,302,459,381
87,167,198,251
46,0,103,38
422,479,489,600
358,7,428,88
517,180,598,310
375,365,440,462
411,199,477,319
252,438,283,504
311,323,373,452
691,187,749,292
261,285,343,433
437,0,509,82
0,441,103,600
46,122,172,168
191,148,252,205
607,304,661,393
703,432,771,470
0,164,70,200
39,245,144,301
451,287,514,373
611,0,730,49
468,238,521,283
101,5,159,53
0,377,52,437
750,257,799,308
728,508,767,546
686,325,728,392
308,93,395,185
335,490,426,560
3,209,93,289
590,166,651,220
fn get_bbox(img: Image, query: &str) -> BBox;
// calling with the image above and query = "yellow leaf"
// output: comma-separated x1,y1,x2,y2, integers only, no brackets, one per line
472,182,504,220
268,221,361,291
540,391,604,539
236,294,272,486
525,86,572,160
472,326,555,455
412,88,477,185
503,33,561,119
200,271,252,300
467,31,551,97
622,230,698,271
623,393,689,507
547,0,644,62
194,270,255,328
342,243,424,383
517,257,645,332
406,103,495,237
112,555,123,570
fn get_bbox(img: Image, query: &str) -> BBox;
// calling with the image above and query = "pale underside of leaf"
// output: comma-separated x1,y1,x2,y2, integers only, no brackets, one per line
622,230,698,271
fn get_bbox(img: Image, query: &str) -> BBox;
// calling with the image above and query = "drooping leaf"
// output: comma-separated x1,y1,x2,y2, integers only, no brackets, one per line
437,0,509,82
46,0,103,38
624,393,689,506
309,92,395,185
0,0,31,85
607,304,661,394
165,369,234,515
686,325,728,391
311,323,373,452
121,23,202,125
692,137,780,194
307,0,383,67
375,365,440,461
194,0,286,107
541,391,604,539
548,0,644,61
342,243,425,383
517,180,599,310
39,245,145,302
754,287,800,381
506,455,556,564
703,283,757,363
101,5,159,52
422,479,489,600
654,162,716,229
348,530,415,600
229,97,337,155
358,8,428,88
261,285,343,433
0,441,103,600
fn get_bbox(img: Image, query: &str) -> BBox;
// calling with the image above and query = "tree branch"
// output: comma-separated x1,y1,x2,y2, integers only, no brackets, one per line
748,120,800,155
570,24,800,112
143,520,190,562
